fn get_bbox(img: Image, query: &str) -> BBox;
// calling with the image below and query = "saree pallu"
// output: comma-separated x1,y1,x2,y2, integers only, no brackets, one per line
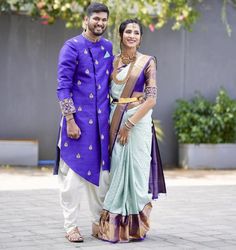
98,90,153,242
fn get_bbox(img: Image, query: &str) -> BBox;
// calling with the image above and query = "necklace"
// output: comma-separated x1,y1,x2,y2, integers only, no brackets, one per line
111,55,136,85
120,52,137,65
82,31,100,43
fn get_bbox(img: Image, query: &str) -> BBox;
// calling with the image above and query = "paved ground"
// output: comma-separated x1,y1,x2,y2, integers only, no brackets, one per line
0,166,236,250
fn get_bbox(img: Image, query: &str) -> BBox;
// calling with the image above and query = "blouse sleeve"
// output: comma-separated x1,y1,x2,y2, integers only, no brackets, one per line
144,57,157,99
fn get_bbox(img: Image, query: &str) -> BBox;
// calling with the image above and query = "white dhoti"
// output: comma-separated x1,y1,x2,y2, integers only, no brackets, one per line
58,158,109,233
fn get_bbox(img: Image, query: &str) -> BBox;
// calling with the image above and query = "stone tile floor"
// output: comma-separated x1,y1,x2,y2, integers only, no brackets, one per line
0,166,236,249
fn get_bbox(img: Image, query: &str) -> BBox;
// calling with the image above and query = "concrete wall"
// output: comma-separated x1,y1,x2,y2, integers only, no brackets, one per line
0,0,236,165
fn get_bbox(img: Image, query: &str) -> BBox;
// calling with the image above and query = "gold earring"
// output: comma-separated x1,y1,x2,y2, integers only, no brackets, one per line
120,40,124,52
137,38,142,49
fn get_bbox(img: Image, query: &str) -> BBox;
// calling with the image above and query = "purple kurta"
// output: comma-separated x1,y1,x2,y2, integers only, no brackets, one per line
54,34,113,186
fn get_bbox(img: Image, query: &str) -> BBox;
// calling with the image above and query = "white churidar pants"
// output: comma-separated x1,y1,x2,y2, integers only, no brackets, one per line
58,158,109,233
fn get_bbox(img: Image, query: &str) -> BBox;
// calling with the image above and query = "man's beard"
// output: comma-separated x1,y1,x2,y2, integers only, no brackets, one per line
87,23,107,36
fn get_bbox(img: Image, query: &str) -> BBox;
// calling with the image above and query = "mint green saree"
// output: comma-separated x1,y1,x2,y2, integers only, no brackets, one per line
98,55,155,242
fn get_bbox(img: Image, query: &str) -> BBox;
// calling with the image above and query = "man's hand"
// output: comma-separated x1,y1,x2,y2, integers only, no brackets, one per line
67,119,81,139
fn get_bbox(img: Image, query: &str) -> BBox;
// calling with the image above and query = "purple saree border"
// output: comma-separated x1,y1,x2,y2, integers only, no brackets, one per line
149,123,167,199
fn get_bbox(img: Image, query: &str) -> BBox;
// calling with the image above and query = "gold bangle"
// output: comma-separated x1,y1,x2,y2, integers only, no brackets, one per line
127,118,135,126
124,122,132,130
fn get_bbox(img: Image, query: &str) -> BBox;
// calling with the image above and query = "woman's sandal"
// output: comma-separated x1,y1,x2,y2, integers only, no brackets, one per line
65,227,84,243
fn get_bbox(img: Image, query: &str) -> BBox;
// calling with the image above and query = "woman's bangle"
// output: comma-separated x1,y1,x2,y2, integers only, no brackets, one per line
124,122,132,130
66,117,74,122
127,118,136,127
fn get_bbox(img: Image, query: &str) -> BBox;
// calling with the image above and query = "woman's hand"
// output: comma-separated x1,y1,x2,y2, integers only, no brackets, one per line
67,119,81,139
117,126,130,145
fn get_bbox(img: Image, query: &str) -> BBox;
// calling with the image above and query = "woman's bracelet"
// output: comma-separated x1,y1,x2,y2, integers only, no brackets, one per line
127,118,136,127
124,122,132,130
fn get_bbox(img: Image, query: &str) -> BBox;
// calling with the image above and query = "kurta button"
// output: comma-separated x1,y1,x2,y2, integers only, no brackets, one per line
78,106,82,112
106,70,109,75
101,134,104,140
87,170,91,176
107,94,109,99
89,93,94,99
102,160,105,166
89,119,93,124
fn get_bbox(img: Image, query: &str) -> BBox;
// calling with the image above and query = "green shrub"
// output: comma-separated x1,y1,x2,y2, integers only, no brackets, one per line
173,89,236,143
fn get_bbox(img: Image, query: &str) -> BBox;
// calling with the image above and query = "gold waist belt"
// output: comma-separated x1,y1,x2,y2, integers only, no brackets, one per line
112,97,143,104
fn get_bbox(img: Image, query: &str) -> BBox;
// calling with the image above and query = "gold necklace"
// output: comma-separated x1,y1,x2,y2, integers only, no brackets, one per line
111,55,136,85
120,52,137,65
82,31,100,43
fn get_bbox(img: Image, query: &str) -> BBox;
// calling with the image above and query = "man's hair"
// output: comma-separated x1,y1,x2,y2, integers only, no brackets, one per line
86,2,109,17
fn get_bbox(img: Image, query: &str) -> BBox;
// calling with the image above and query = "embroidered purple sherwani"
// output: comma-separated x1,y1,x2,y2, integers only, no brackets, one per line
54,34,113,186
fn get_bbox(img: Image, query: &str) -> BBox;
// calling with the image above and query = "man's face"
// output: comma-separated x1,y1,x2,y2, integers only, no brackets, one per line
85,12,108,36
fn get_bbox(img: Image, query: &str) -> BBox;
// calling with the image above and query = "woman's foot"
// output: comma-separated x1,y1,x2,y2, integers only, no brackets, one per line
92,223,99,238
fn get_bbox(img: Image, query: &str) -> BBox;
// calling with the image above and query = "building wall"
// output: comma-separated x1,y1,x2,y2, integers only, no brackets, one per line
0,0,236,165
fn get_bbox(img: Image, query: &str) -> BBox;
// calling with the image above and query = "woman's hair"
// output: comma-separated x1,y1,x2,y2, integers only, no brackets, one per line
119,19,143,39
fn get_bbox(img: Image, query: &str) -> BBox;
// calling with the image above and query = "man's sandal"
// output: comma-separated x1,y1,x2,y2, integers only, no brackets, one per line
65,227,84,243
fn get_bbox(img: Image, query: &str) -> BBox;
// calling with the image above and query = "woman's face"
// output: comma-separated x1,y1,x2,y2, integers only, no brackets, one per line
121,23,141,49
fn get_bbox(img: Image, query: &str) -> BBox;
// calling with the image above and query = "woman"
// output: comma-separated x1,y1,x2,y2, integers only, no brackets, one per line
96,19,166,243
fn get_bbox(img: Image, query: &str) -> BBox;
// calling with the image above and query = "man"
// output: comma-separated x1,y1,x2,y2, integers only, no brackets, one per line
54,2,113,242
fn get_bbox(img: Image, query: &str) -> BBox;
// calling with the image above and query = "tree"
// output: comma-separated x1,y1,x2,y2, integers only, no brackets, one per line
1,0,235,52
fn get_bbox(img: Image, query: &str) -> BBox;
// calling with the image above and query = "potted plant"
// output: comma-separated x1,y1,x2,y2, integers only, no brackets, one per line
173,88,236,169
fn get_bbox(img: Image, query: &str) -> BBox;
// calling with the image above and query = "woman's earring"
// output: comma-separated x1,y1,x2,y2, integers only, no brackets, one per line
137,37,142,49
120,40,124,52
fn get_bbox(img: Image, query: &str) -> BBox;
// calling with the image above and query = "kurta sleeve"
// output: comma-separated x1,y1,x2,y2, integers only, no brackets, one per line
57,41,77,116
144,57,157,99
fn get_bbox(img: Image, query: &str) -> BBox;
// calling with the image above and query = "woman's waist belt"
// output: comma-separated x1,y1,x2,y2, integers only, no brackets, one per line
112,96,143,104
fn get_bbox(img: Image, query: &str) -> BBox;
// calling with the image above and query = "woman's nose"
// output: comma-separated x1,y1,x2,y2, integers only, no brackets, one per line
129,32,135,38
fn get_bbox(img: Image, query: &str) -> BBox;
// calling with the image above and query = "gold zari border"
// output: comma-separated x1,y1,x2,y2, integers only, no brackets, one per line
97,202,152,243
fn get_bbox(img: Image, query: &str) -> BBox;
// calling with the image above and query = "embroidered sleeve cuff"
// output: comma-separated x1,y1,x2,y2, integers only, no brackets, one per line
144,86,157,99
59,98,76,116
